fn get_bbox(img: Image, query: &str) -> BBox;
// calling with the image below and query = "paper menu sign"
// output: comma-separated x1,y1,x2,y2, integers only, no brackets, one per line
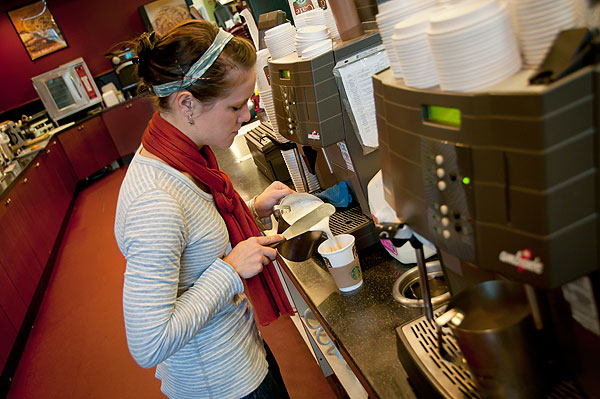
334,45,389,149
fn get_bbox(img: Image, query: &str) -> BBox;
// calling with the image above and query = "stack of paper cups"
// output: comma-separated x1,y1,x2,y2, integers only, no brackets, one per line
281,148,320,192
392,9,439,89
255,49,289,143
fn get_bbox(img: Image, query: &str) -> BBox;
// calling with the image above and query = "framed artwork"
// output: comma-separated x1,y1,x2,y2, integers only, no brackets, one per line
139,0,194,36
8,1,67,61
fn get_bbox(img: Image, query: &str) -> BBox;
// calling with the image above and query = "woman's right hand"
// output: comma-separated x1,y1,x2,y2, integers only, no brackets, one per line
223,234,284,279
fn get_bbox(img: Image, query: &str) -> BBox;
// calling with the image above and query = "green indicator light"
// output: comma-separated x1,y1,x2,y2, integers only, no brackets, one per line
462,177,471,185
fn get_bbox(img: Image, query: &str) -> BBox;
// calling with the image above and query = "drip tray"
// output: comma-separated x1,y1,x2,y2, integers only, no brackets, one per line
328,205,376,251
396,310,588,399
329,205,371,235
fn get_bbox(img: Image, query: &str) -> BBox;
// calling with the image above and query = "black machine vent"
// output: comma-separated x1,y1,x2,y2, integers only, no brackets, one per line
329,205,371,236
399,311,588,399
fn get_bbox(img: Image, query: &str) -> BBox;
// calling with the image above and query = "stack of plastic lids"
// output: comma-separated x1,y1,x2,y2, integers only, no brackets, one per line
324,0,341,40
294,7,327,29
255,49,289,143
302,39,333,60
392,9,440,89
281,148,321,192
295,25,331,57
375,0,440,79
264,22,297,60
509,0,576,68
427,0,522,92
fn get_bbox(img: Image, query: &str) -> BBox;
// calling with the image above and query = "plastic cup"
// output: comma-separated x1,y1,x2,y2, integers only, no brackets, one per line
317,234,363,292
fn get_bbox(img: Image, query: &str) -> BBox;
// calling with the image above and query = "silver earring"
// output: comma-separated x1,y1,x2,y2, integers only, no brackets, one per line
187,114,194,125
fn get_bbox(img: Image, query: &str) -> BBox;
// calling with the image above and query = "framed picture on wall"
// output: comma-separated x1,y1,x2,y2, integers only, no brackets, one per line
139,0,194,36
7,0,68,61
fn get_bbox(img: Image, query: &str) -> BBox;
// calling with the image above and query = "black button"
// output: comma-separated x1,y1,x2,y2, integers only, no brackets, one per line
454,223,462,232
453,211,461,219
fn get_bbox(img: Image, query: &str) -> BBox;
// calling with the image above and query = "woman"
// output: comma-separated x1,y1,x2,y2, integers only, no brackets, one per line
114,20,294,398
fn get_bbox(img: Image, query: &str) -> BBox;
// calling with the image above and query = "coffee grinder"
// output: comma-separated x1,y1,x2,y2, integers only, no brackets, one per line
373,65,600,398
267,32,383,249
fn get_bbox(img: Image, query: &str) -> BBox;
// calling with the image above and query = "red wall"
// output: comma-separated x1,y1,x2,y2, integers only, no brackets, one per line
0,0,150,114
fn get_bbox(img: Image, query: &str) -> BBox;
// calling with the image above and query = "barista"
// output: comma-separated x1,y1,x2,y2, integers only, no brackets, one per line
114,20,294,399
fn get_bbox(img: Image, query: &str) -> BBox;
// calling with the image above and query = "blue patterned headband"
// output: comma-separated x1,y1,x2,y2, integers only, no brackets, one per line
153,29,234,97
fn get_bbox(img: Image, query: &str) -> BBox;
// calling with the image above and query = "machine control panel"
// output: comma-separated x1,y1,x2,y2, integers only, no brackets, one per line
423,140,475,261
279,86,298,137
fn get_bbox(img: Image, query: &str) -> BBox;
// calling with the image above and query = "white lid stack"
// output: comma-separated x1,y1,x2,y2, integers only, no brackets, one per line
376,0,440,79
391,8,440,89
427,0,522,92
295,25,331,58
264,22,297,60
509,0,577,68
294,7,328,29
255,49,288,143
281,149,321,192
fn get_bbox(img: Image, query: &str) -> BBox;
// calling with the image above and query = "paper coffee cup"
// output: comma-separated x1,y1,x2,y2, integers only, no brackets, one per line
317,234,363,292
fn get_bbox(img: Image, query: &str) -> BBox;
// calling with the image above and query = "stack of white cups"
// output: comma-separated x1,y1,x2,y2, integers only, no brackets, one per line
281,149,320,192
264,22,297,60
255,49,288,143
294,7,328,28
295,25,331,57
375,0,440,79
392,9,440,89
254,49,319,191
427,0,522,92
508,0,577,68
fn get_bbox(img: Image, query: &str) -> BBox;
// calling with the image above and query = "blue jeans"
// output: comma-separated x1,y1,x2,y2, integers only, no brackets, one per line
241,344,289,399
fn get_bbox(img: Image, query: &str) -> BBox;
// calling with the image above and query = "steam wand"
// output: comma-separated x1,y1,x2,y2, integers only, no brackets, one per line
374,222,435,321
410,236,434,321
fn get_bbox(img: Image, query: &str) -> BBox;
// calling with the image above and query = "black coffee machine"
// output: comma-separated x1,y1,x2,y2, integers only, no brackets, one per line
267,32,383,250
373,65,600,398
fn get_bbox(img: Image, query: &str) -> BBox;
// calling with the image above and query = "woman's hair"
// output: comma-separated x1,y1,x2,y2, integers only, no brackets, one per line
131,20,256,109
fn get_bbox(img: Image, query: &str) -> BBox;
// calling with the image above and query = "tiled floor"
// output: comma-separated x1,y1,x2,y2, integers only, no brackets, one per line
7,133,336,398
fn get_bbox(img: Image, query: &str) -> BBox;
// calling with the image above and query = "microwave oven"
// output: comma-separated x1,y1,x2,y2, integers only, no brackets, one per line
31,57,102,123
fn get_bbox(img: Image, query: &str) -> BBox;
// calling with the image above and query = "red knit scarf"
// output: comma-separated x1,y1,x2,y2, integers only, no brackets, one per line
141,112,293,325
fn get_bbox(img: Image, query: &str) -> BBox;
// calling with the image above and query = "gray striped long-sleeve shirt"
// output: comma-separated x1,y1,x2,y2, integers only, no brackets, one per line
114,151,267,399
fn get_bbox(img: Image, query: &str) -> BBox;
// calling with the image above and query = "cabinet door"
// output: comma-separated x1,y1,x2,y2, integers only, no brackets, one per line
0,307,17,371
102,97,155,157
57,115,119,181
0,262,27,331
40,138,77,224
12,157,61,268
0,193,43,307
85,114,120,170
58,122,95,181
44,138,77,201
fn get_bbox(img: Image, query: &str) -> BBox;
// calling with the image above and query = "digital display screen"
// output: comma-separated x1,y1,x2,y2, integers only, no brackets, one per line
423,105,461,128
279,69,291,80
46,77,75,110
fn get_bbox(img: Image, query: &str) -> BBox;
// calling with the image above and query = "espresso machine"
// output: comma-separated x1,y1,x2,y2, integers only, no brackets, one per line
373,64,600,398
267,32,383,249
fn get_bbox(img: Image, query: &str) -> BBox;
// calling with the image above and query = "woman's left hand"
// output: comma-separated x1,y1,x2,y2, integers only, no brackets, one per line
254,181,295,219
